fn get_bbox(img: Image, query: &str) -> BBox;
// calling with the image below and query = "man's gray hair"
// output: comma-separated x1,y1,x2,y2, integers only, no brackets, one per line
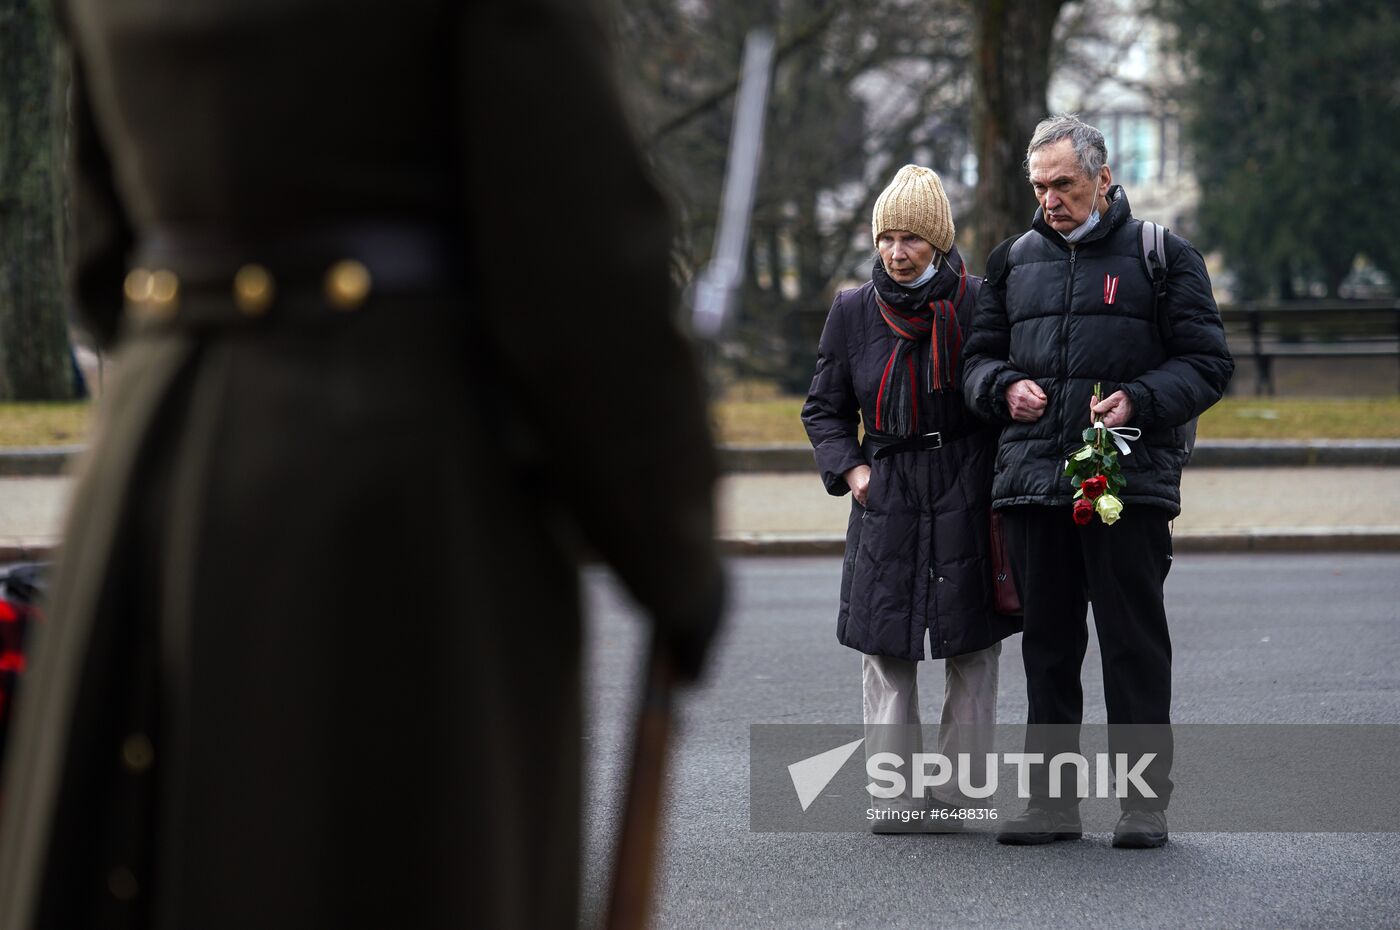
1026,114,1108,179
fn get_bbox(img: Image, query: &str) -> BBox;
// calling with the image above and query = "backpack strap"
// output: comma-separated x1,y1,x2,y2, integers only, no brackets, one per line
984,232,1025,290
1139,220,1170,343
1138,219,1197,462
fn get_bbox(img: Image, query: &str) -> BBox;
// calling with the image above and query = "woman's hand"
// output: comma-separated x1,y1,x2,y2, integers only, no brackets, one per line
845,464,872,507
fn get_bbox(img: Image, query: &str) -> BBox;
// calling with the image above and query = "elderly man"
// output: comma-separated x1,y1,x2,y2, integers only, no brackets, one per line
963,114,1232,848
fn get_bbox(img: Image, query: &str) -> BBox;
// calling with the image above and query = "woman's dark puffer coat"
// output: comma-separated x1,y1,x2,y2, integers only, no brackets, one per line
802,267,1022,662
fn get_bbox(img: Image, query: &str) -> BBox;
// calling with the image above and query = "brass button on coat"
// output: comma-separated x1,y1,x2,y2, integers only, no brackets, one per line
233,263,275,316
121,733,155,772
147,269,180,317
324,259,371,310
124,267,179,319
123,268,153,303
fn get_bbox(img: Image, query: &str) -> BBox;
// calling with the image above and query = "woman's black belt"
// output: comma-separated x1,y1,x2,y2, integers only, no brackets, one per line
867,423,986,460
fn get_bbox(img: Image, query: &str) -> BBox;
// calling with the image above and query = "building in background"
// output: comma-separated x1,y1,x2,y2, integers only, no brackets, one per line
1049,0,1199,236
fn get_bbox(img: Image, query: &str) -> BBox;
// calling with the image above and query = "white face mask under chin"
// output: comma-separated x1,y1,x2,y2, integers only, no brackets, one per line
1062,206,1102,243
902,252,942,288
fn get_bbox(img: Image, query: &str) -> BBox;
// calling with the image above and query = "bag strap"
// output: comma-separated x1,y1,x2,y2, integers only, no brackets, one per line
1139,220,1171,343
985,232,1025,289
1138,218,1198,463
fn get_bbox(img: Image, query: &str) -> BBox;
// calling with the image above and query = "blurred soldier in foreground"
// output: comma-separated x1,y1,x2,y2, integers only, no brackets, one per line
0,2,724,927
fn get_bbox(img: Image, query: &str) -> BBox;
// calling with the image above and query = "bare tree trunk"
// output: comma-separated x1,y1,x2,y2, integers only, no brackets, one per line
968,0,1070,272
1276,261,1295,302
0,0,73,400
1320,252,1352,299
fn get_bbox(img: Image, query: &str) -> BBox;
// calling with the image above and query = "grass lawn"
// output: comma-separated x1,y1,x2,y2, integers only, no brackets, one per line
712,394,1400,444
1194,397,1400,440
0,402,93,447
3,396,1398,447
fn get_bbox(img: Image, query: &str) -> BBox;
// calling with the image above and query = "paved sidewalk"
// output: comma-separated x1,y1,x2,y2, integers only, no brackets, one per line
718,465,1400,553
0,477,67,559
4,466,1399,559
7,439,1400,478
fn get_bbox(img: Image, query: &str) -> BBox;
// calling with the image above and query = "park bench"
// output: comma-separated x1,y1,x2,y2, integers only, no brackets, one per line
1219,301,1400,395
782,300,1400,397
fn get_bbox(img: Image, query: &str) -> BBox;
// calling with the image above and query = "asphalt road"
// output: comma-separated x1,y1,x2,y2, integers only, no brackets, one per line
579,554,1400,930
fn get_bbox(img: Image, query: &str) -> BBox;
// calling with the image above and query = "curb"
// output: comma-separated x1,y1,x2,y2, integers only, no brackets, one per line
0,446,86,477
717,440,1400,473
5,440,1400,477
1178,439,1400,468
716,528,1400,556
7,530,1400,565
0,539,60,564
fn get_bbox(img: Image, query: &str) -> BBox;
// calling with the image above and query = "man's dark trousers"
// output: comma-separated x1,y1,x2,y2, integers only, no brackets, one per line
1002,503,1174,810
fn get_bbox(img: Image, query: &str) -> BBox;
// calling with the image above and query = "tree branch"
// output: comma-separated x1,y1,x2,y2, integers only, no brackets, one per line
646,0,849,147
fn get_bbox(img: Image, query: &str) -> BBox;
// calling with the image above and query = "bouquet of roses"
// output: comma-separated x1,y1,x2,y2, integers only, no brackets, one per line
1063,382,1138,526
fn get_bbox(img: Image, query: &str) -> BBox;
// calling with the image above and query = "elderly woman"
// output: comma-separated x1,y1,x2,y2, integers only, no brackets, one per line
802,164,1021,832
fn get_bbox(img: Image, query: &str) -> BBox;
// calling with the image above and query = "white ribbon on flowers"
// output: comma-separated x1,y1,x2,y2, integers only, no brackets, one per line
1094,421,1142,455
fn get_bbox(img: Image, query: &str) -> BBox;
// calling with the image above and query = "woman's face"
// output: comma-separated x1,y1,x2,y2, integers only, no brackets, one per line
877,230,935,284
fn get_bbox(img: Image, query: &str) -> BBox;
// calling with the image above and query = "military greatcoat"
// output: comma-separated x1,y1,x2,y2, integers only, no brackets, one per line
0,2,724,928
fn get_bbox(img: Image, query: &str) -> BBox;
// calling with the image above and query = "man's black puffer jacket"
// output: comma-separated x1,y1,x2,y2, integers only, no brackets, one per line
962,187,1234,516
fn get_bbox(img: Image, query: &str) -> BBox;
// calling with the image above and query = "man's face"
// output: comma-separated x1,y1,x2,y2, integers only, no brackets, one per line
1028,138,1111,234
876,230,935,284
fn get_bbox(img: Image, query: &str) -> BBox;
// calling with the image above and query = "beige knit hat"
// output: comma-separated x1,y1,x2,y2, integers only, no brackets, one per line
871,164,954,253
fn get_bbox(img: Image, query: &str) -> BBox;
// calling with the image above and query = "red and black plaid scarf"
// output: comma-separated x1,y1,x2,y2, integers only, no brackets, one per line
870,248,967,437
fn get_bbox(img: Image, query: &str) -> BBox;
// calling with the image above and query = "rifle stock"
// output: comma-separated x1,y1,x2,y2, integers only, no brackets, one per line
605,26,772,930
604,639,675,930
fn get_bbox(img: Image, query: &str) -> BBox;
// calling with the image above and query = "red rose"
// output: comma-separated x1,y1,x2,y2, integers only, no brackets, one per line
1072,498,1095,525
1081,475,1108,500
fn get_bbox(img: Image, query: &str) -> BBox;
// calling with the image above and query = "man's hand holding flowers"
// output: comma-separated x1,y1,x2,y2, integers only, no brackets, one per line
1063,383,1136,526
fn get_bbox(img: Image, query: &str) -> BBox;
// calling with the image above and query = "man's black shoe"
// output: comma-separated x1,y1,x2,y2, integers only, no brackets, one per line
996,805,1082,845
1112,809,1168,848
